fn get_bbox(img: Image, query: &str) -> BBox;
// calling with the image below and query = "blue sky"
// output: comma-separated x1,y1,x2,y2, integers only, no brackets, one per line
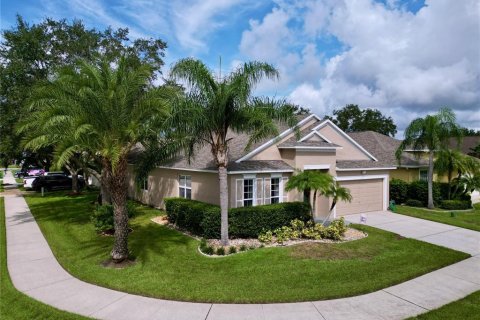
1,0,479,135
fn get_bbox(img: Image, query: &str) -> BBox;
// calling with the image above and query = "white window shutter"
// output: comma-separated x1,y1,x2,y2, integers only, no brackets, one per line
256,178,264,205
281,177,288,203
264,178,271,204
236,179,243,208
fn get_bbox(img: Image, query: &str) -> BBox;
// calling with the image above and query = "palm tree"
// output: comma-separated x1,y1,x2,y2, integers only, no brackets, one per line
23,57,174,262
168,58,297,245
396,108,462,209
285,170,333,217
321,181,352,226
434,149,465,199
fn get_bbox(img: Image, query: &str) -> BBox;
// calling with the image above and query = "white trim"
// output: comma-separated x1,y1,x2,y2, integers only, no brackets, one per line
335,167,396,171
304,164,330,170
278,146,342,150
312,119,378,161
230,169,294,175
270,173,283,178
158,166,293,175
404,149,430,152
299,130,332,143
157,166,217,173
334,174,389,213
236,114,322,163
242,173,257,179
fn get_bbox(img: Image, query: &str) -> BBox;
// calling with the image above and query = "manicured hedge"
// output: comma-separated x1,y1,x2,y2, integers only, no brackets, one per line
407,180,442,206
405,199,423,207
439,200,472,210
389,179,408,204
164,198,311,239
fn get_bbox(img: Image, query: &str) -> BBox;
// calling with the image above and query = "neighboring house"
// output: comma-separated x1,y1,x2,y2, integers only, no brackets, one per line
128,114,396,220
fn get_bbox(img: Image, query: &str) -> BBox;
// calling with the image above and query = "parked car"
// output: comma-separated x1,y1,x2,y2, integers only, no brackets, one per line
44,171,67,176
32,175,85,191
23,176,40,190
27,167,45,176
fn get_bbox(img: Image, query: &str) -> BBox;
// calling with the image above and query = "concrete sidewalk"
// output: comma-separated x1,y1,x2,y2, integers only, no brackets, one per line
5,195,480,320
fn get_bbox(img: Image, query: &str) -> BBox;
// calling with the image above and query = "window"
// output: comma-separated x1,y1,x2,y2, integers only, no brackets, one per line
141,177,149,191
243,179,254,207
179,175,191,199
270,178,280,204
419,169,428,182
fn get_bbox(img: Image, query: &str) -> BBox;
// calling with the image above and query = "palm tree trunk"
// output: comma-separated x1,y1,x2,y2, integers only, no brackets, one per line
428,151,434,209
447,170,452,200
312,190,317,219
106,158,129,262
100,168,112,205
218,165,229,246
65,164,79,193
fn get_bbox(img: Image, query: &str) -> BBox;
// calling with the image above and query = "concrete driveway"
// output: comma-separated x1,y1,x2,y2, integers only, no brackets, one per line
346,211,480,256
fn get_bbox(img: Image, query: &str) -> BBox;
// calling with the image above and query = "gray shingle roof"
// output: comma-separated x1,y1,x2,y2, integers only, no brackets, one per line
346,131,427,168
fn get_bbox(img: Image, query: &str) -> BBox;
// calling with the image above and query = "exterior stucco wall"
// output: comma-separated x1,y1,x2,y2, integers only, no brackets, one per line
390,168,448,183
317,125,371,161
127,165,219,208
295,151,337,175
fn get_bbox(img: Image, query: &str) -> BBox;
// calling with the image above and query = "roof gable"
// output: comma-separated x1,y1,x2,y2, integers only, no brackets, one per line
313,120,378,161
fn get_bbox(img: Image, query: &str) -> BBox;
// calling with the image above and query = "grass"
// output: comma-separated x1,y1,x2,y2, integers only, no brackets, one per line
23,191,470,303
0,197,90,319
408,290,480,319
396,204,480,232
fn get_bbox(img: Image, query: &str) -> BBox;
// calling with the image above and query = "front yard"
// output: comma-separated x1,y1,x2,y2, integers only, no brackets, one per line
396,204,480,232
0,197,89,320
24,191,469,303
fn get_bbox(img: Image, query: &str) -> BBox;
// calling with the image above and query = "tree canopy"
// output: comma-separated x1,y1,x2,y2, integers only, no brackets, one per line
0,15,167,168
324,104,397,137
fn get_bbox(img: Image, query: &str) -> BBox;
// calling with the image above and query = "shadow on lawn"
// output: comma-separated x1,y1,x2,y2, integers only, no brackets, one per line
26,191,193,266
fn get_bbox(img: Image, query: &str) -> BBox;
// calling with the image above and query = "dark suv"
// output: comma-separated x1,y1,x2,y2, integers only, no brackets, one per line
32,175,85,191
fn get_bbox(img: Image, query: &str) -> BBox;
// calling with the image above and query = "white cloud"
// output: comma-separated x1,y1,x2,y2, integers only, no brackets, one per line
238,0,480,133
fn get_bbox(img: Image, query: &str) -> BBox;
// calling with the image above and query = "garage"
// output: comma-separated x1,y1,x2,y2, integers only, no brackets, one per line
336,178,384,216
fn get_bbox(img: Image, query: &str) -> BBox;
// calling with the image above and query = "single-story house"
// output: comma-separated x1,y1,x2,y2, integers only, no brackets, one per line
128,114,408,220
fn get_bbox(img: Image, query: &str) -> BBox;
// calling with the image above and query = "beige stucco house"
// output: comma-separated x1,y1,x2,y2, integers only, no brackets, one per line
128,114,417,220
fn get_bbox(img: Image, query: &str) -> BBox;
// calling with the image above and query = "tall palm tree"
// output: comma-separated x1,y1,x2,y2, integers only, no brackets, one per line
23,57,174,262
434,149,465,199
396,108,462,209
168,58,297,245
285,170,333,217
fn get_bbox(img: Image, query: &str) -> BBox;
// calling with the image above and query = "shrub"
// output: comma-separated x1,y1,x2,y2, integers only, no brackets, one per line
202,246,214,255
164,198,311,239
199,238,207,250
239,244,248,251
227,202,311,238
258,230,273,243
91,202,136,232
439,200,472,210
389,179,409,204
260,218,347,244
407,180,442,206
405,199,424,207
216,247,225,256
228,246,237,254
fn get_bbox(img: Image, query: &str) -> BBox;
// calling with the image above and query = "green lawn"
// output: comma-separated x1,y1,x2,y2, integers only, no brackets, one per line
0,197,90,320
23,191,469,303
408,290,480,320
396,204,480,232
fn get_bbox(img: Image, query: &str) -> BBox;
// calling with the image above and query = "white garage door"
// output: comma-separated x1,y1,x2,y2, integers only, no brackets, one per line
336,179,383,216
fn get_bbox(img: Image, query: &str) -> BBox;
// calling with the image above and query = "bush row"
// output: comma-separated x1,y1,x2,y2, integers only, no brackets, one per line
165,198,312,239
439,200,472,210
258,218,348,244
390,179,471,207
